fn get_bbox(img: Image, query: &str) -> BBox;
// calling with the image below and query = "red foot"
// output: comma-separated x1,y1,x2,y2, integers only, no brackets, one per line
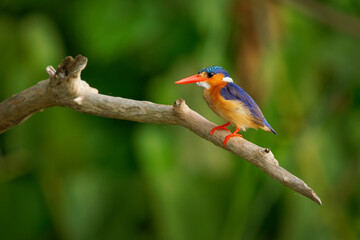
210,122,231,136
223,128,243,146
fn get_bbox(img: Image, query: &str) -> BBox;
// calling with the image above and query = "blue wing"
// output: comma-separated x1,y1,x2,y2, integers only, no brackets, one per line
220,82,266,127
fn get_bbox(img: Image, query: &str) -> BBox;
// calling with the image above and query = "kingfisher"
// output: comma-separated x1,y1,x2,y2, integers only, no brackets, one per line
175,66,276,146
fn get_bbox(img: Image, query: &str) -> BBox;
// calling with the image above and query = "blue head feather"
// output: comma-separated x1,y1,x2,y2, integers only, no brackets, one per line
198,66,229,77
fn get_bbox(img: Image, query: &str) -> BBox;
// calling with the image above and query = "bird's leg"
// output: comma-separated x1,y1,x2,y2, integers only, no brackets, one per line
223,128,243,146
210,122,231,136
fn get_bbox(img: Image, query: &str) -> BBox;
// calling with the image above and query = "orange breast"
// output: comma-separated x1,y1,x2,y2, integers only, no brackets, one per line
202,84,260,130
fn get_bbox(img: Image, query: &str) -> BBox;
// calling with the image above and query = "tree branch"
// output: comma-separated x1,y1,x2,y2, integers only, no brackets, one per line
0,55,322,205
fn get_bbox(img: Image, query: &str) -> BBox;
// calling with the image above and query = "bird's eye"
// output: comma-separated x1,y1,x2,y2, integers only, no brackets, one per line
207,72,215,78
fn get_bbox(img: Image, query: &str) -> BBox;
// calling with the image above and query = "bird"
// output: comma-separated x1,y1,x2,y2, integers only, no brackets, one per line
175,66,276,146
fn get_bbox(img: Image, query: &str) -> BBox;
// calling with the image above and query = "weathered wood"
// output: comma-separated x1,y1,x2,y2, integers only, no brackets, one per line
0,55,321,205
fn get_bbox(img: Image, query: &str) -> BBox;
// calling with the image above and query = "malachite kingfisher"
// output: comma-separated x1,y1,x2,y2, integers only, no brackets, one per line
175,66,276,146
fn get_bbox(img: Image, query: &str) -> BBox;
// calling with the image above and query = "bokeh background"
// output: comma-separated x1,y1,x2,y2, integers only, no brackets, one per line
1,0,359,239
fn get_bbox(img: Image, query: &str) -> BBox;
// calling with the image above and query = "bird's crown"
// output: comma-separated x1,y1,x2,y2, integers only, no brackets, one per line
198,66,229,78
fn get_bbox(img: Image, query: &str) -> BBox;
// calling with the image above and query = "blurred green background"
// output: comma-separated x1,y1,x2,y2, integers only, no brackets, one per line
0,0,359,239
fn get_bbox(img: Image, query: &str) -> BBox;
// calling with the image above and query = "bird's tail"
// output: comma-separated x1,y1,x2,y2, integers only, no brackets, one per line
264,119,277,135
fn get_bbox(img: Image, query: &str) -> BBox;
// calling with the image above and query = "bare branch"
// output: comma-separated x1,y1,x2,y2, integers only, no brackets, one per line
0,55,322,205
0,80,54,134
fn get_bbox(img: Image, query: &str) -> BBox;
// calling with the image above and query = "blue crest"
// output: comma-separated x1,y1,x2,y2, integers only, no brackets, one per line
198,66,229,77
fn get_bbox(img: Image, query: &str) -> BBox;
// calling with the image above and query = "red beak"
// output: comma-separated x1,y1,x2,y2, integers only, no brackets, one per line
175,74,206,84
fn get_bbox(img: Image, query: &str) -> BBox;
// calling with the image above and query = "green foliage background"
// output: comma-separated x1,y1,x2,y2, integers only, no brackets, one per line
0,0,359,239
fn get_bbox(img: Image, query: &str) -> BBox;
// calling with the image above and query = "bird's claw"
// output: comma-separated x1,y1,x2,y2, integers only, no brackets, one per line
223,133,243,146
210,122,231,136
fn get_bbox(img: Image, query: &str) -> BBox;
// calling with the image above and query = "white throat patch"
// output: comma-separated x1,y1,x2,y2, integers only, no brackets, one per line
196,81,210,89
222,77,233,82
